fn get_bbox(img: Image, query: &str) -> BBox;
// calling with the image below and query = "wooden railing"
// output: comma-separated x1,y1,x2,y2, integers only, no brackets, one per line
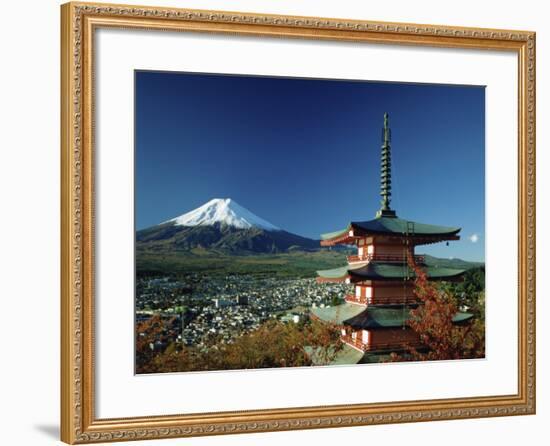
347,254,425,264
341,335,422,352
345,294,420,305
341,335,364,351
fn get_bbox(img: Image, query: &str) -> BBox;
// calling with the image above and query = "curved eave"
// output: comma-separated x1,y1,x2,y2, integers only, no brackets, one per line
316,264,355,283
452,312,475,324
320,226,354,246
317,263,467,283
320,217,461,247
351,222,461,238
305,344,365,365
312,304,474,329
347,266,468,282
311,302,366,325
345,309,474,329
419,267,467,281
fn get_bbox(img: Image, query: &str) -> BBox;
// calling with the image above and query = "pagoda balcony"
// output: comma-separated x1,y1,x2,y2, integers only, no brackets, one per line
341,335,365,352
345,294,420,306
341,335,422,352
347,253,425,264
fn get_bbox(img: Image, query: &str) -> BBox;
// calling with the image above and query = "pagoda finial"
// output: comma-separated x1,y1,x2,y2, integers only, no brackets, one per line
376,113,397,218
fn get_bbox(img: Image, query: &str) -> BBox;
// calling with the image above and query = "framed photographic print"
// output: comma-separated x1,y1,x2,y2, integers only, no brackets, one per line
60,2,536,443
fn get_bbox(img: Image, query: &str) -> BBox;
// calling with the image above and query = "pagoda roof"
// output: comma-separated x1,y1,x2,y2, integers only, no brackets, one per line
311,303,473,329
316,262,466,283
311,302,366,325
304,344,365,365
320,216,460,246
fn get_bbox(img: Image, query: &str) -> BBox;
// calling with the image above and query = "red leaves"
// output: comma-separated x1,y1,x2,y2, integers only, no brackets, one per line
397,252,485,362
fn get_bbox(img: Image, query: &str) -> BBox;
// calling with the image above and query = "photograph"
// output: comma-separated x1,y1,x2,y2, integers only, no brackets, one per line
55,2,537,443
134,71,486,373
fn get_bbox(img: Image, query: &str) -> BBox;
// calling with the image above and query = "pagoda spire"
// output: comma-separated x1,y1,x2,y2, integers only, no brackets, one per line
376,113,397,218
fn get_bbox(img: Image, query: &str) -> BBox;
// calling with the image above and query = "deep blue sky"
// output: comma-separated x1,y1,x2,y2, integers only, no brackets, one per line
135,71,485,262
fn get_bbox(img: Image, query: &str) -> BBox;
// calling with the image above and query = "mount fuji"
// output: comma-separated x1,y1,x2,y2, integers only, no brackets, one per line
164,198,281,231
136,198,320,254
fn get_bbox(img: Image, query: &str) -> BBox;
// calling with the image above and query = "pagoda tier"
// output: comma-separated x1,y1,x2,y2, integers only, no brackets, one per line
320,216,460,247
311,304,473,353
316,261,466,284
345,281,417,306
312,303,473,328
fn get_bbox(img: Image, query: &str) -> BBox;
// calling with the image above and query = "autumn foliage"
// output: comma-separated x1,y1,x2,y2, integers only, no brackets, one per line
136,316,342,373
389,254,485,362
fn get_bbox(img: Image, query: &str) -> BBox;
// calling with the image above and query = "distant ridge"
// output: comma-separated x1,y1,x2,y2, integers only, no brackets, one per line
422,254,484,269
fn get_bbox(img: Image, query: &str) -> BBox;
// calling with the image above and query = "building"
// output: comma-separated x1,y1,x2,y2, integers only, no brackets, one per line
213,298,235,309
235,295,249,306
312,113,473,363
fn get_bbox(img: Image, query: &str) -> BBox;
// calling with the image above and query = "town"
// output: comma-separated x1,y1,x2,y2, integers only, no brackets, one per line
136,274,349,350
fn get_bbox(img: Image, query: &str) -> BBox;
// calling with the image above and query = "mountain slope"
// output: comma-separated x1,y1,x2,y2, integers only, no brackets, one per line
137,223,319,253
165,198,280,231
137,198,319,254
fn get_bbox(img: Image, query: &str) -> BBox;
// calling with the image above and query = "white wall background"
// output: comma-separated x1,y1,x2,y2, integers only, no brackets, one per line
0,0,546,445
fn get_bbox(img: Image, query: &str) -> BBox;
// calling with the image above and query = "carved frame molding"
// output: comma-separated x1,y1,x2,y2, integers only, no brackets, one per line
60,2,535,443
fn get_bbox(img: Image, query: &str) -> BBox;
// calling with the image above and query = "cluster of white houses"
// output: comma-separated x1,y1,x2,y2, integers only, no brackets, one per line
312,113,473,363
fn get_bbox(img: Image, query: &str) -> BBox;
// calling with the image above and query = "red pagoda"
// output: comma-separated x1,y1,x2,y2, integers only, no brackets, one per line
312,113,473,364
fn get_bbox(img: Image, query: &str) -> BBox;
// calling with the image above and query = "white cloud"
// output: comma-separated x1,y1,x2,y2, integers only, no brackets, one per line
468,233,480,243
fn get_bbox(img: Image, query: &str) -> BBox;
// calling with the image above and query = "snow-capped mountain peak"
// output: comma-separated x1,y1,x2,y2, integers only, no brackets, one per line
165,198,281,231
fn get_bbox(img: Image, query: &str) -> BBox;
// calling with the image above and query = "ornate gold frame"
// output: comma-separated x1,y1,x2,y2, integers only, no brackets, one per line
60,2,536,444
